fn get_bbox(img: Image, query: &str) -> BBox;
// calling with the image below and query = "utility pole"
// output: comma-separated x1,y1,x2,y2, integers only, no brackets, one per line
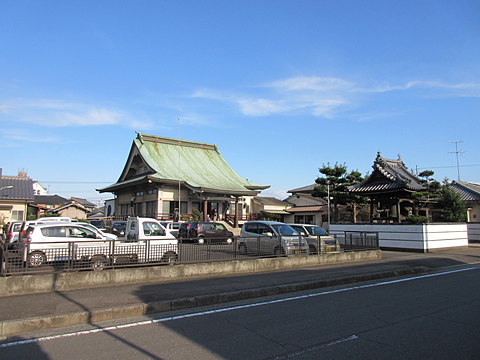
449,140,464,181
178,118,181,220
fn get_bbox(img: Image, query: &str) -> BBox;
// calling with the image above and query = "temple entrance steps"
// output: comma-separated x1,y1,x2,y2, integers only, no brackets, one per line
218,220,241,236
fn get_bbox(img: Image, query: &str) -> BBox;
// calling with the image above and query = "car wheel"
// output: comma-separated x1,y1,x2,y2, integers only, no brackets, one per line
91,256,108,271
27,251,46,267
197,236,205,244
238,243,247,254
162,251,178,265
274,246,285,257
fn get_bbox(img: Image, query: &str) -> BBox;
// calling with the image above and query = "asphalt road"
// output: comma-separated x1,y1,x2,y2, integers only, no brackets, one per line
1,264,479,359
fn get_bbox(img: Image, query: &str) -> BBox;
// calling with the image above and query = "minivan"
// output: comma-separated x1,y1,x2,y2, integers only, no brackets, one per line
239,221,309,256
178,222,234,244
288,224,340,254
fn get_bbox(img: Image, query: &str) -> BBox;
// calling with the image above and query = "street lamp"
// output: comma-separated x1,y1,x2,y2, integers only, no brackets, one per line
326,180,331,231
0,185,13,192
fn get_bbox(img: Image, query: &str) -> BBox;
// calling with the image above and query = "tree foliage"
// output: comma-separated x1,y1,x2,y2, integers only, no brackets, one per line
411,170,442,215
436,179,466,222
313,162,366,223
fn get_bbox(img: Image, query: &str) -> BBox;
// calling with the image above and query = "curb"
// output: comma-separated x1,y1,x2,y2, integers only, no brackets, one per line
0,266,429,338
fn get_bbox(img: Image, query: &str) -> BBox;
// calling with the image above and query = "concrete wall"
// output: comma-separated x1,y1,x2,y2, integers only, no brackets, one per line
0,250,380,297
330,223,468,252
467,223,480,242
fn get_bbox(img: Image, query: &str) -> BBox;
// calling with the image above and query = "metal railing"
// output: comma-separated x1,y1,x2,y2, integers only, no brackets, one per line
0,231,379,275
341,231,379,251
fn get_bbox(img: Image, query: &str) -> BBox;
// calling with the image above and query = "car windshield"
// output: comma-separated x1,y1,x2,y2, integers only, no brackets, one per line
306,226,328,236
271,224,299,236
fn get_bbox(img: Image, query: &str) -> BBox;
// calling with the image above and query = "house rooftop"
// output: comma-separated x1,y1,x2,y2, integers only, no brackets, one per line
0,169,34,201
451,180,480,201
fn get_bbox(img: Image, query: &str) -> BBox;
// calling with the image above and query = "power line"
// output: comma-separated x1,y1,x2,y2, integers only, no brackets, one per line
416,164,480,170
38,181,111,184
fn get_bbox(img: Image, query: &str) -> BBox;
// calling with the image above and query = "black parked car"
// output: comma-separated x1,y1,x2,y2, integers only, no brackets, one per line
109,221,127,237
178,222,234,244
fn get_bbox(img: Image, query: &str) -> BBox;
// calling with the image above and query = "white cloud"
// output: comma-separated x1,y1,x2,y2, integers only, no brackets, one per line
0,98,149,128
193,76,480,119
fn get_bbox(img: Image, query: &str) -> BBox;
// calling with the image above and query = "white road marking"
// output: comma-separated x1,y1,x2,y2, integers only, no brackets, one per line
0,266,477,348
273,335,359,359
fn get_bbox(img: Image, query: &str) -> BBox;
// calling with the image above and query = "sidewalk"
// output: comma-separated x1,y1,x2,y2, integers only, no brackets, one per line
1,245,480,338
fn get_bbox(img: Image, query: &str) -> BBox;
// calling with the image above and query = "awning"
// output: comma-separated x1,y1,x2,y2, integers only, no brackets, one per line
287,206,327,213
263,210,290,215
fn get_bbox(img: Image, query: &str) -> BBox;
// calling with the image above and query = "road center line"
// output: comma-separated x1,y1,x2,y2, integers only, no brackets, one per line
1,266,477,348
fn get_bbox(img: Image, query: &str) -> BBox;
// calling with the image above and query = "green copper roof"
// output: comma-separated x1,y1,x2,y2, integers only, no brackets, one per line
99,133,269,196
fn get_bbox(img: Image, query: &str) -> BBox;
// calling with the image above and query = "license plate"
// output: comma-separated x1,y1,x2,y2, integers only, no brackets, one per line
294,250,302,254
325,247,333,252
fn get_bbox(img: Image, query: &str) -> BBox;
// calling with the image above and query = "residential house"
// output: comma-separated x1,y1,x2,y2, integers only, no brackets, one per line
0,169,34,225
32,194,69,218
251,196,291,222
97,133,269,227
33,181,47,195
283,184,328,226
451,181,480,222
69,197,96,213
47,201,90,219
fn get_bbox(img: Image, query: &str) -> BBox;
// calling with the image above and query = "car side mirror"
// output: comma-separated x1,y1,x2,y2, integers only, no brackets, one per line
266,232,273,237
300,232,306,236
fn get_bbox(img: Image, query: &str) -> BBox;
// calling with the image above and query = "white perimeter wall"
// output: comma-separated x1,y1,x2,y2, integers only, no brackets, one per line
329,223,469,252
467,223,480,242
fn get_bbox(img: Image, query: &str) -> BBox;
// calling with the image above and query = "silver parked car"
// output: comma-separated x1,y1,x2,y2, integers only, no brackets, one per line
288,224,340,254
238,221,309,256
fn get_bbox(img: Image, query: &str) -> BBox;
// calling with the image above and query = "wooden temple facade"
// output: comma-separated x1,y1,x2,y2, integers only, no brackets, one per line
348,153,427,223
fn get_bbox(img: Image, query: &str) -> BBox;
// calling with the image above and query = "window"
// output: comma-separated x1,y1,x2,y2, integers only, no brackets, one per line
244,223,257,234
146,201,157,217
214,224,226,231
294,215,315,224
147,189,157,195
143,222,165,237
258,224,272,235
69,226,96,239
11,210,24,221
41,226,66,237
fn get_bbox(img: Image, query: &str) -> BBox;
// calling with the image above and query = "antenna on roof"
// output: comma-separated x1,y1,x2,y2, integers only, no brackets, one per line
449,140,465,181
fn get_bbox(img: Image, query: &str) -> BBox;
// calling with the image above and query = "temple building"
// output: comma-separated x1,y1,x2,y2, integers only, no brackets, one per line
97,133,269,227
348,153,426,223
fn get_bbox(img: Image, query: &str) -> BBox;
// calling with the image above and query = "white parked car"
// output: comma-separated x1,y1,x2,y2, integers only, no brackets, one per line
21,223,112,269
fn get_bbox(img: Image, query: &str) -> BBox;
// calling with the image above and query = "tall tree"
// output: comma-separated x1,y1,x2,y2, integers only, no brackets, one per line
411,170,441,216
313,163,365,223
437,179,466,222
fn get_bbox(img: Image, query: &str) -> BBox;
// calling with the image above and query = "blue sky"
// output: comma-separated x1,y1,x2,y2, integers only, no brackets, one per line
1,0,479,205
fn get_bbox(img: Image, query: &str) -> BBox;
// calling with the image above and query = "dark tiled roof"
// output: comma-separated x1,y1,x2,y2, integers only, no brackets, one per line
451,181,480,201
50,201,89,213
34,195,69,205
253,197,289,206
349,153,425,194
287,184,316,194
70,197,96,207
0,175,34,200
